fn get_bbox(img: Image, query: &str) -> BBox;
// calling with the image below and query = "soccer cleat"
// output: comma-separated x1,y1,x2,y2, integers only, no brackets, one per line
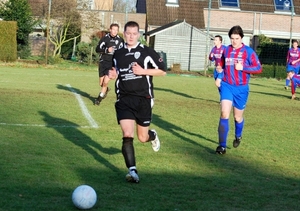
233,136,242,148
94,94,103,105
284,86,289,90
216,146,226,154
103,87,110,99
150,129,160,152
125,169,139,183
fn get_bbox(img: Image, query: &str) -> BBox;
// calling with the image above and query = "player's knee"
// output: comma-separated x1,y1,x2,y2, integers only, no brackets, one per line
234,116,243,122
220,112,230,119
137,133,148,143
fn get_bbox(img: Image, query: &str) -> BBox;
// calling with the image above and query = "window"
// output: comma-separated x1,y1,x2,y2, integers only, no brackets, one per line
220,0,239,8
274,0,293,11
166,0,179,7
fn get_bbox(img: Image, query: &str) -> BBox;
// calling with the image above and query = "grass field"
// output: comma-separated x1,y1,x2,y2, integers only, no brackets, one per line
0,63,299,211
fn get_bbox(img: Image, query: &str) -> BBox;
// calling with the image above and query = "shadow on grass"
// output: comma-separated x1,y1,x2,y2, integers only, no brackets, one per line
56,84,95,104
154,87,219,103
152,114,219,153
250,90,290,99
39,111,120,170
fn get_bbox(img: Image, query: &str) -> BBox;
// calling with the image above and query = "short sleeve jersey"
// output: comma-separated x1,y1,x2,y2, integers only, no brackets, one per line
222,44,262,86
286,47,300,67
113,43,166,98
96,34,124,62
209,45,226,67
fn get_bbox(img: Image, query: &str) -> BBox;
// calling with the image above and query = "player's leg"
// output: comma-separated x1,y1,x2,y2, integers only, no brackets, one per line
232,108,244,148
285,66,293,89
100,75,111,99
116,96,139,183
232,85,248,148
216,83,233,154
216,99,232,154
94,61,109,105
136,98,160,152
120,119,139,183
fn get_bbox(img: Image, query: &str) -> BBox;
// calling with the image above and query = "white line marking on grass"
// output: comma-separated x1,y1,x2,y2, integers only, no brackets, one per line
0,122,92,128
66,84,99,128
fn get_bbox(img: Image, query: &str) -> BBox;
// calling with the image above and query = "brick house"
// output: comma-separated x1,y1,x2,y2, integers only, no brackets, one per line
138,0,300,45
136,0,299,70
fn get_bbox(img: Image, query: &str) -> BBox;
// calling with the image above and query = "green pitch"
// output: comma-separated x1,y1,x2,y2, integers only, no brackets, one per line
0,63,299,211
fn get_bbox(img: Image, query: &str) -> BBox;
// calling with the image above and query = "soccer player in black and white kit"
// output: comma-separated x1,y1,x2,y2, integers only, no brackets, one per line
94,23,124,105
108,21,166,183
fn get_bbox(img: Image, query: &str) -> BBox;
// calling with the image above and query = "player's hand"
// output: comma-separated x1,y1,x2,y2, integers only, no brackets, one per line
235,60,243,71
215,79,221,87
107,47,114,53
132,63,145,75
108,67,117,79
216,64,223,73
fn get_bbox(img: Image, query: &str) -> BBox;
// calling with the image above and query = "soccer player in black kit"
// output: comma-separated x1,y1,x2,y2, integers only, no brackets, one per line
108,21,166,183
94,23,124,105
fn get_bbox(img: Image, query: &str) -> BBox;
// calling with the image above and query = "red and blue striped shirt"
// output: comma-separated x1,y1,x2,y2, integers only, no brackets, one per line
286,47,300,67
222,44,262,86
291,74,300,94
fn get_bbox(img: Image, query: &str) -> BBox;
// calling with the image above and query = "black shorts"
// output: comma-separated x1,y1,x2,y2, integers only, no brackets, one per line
115,95,153,127
98,60,113,77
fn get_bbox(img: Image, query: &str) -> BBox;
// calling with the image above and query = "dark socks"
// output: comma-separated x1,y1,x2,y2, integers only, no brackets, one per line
147,130,155,141
122,137,135,168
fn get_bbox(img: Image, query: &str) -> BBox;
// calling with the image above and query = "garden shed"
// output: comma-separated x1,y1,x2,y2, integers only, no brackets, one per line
145,20,212,71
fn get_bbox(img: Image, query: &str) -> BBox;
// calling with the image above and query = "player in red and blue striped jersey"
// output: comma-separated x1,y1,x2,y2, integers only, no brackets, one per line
287,70,300,100
209,35,226,88
215,25,262,154
285,40,300,90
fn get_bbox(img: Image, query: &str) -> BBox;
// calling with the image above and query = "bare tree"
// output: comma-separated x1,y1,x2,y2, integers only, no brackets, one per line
113,0,136,13
46,0,81,58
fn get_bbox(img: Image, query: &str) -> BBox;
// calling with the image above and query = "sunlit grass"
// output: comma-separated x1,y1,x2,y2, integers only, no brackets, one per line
0,64,299,211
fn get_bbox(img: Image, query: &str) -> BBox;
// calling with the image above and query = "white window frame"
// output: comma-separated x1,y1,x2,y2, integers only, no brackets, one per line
166,0,179,7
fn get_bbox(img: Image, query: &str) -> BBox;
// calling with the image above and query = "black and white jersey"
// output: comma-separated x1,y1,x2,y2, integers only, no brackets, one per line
96,33,124,61
113,42,166,98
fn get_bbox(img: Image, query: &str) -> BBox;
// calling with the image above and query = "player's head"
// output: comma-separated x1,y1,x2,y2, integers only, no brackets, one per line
228,25,244,38
228,25,244,49
109,23,119,37
214,35,223,46
124,21,140,48
292,39,298,48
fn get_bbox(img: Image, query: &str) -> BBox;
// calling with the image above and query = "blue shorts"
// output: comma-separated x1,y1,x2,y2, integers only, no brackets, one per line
286,65,300,74
219,82,249,110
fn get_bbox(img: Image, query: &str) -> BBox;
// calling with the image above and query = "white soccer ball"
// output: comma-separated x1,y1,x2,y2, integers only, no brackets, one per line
72,185,97,209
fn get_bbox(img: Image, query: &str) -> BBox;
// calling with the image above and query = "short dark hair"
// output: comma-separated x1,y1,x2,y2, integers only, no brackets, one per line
292,39,298,44
228,25,244,38
215,35,223,42
124,21,139,31
110,23,119,29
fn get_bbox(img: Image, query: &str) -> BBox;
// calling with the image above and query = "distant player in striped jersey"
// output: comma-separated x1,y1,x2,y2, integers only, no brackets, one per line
287,70,300,100
209,35,226,88
215,25,262,154
285,40,300,90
